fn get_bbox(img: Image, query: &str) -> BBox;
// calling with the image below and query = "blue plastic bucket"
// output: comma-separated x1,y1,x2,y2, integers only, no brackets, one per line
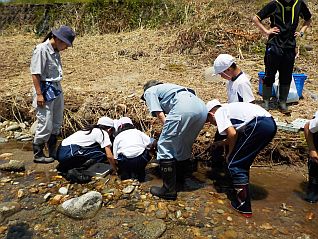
258,72,307,97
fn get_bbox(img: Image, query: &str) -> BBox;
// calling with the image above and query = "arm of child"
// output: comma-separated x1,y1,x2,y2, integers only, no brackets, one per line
105,145,117,173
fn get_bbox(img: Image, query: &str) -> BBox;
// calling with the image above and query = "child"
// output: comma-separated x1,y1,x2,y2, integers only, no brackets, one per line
30,25,76,163
113,117,155,182
211,53,255,104
206,99,277,217
56,117,116,174
209,54,255,165
304,112,318,203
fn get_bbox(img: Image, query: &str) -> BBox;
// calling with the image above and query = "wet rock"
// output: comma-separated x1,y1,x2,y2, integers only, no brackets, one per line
123,185,135,194
0,153,13,160
155,209,167,219
133,219,166,239
0,202,21,223
0,160,25,172
58,191,102,219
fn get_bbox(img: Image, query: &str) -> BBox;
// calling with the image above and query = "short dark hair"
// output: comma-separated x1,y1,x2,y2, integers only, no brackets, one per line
229,62,237,69
143,80,163,92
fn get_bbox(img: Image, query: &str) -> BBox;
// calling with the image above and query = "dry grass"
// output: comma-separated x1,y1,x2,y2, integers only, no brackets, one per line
0,1,318,163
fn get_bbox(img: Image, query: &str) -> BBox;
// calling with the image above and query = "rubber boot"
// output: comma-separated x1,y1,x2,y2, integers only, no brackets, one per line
279,85,291,114
33,143,54,163
150,159,177,200
230,184,252,218
305,159,318,203
47,134,58,160
262,85,272,110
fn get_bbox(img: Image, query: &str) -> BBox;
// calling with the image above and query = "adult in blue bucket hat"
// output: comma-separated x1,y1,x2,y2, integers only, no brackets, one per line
253,0,311,114
30,25,76,163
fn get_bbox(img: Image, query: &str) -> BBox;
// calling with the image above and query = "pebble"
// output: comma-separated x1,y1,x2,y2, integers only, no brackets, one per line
216,209,225,214
226,216,233,222
155,209,167,219
59,187,69,195
122,185,135,194
44,193,52,201
17,189,24,198
176,210,182,218
140,195,147,200
50,195,64,205
29,187,39,193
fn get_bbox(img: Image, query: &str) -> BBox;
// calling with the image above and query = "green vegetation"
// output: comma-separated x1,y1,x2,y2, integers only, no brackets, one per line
6,0,88,3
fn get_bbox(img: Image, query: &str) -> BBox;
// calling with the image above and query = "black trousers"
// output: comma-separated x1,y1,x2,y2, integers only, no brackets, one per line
117,149,150,182
263,46,296,87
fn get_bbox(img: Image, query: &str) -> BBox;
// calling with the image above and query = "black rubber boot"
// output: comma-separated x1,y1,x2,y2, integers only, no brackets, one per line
230,184,252,218
279,85,291,114
150,159,177,200
47,134,58,160
33,143,54,164
305,159,318,203
262,85,272,110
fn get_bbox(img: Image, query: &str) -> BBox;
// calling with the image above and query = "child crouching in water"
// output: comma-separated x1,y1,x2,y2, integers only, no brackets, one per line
113,117,156,182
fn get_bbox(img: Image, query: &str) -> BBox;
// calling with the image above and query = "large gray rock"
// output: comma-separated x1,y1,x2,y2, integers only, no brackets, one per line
133,219,166,239
58,191,102,219
0,160,25,172
0,202,21,222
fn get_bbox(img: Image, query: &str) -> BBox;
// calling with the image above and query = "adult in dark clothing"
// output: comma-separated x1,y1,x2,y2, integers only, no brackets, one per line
253,0,311,113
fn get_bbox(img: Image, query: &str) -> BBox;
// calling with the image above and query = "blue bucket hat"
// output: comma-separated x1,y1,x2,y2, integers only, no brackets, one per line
52,25,76,47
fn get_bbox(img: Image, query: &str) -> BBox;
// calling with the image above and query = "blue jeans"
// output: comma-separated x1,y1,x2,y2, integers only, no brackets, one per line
228,117,277,185
117,149,150,182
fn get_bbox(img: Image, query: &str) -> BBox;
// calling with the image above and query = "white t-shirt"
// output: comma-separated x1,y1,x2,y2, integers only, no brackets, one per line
61,128,111,148
215,102,271,135
309,111,318,133
113,129,152,159
226,72,255,103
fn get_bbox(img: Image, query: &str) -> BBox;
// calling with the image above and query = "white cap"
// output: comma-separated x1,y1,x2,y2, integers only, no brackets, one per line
97,116,114,127
206,99,222,112
117,117,133,126
212,54,235,75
